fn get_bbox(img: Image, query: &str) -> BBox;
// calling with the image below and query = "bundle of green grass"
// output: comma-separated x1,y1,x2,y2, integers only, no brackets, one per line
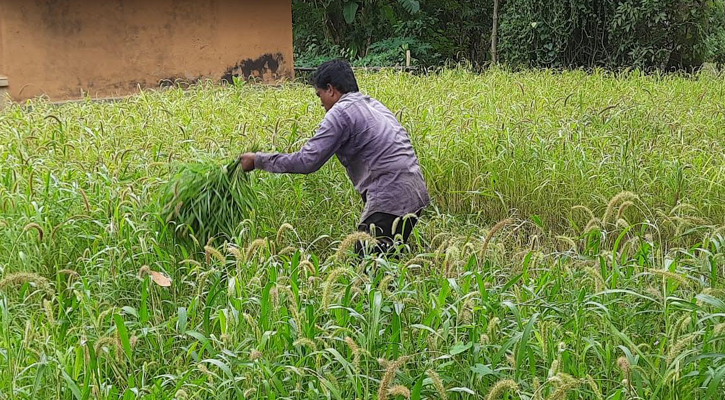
158,158,257,243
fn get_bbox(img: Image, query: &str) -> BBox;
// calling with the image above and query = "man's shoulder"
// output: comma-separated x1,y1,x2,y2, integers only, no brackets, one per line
337,92,387,112
329,93,365,116
330,92,392,123
324,100,355,127
337,92,366,106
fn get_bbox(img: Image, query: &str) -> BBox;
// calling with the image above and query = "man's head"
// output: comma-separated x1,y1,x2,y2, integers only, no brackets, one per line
311,60,359,111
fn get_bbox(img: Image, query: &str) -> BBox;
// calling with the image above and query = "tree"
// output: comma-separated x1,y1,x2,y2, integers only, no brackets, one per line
491,0,500,65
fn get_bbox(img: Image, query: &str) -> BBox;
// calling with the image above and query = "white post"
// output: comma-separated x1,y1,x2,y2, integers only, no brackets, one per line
406,50,411,68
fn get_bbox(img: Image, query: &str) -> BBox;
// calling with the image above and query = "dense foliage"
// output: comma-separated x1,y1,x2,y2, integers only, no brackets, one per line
293,0,725,70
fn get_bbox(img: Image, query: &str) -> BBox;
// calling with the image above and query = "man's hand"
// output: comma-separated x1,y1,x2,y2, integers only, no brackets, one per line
238,153,256,172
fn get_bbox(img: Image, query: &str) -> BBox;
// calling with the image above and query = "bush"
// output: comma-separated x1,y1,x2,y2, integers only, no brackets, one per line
498,0,725,70
293,0,725,70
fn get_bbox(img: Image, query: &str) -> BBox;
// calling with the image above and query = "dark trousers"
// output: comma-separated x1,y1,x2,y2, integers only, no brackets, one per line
355,211,421,256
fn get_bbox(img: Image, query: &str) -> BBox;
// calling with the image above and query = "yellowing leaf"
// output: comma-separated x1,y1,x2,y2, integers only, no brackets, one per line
149,270,172,287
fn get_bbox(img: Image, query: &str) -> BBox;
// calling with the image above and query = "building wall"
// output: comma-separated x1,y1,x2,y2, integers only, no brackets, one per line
0,4,6,109
0,0,293,102
0,2,5,76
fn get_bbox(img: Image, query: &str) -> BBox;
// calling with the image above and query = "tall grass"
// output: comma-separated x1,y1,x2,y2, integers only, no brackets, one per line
0,68,723,399
158,158,257,244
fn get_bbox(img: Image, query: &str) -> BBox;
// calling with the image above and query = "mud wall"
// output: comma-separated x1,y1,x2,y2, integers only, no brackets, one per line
0,0,294,102
0,2,5,77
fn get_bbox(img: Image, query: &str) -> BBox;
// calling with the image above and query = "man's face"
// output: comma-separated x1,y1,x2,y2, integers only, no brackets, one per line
316,85,338,112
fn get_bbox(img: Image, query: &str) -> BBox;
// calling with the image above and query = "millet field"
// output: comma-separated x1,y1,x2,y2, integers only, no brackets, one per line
1,69,724,399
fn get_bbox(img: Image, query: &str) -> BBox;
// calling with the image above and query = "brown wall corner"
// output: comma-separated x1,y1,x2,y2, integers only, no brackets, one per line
0,2,6,109
0,1,5,76
1,0,294,102
0,77,8,110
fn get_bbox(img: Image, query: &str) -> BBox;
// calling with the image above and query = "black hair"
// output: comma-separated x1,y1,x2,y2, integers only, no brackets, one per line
310,59,359,93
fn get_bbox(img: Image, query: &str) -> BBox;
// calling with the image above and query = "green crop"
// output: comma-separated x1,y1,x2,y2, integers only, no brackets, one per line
158,158,257,244
0,68,723,399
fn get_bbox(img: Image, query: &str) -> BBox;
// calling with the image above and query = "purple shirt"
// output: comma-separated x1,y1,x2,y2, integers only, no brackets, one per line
255,91,430,222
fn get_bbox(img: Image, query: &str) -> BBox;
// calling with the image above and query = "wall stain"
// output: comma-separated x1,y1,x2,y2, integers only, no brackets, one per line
38,0,83,35
221,53,284,83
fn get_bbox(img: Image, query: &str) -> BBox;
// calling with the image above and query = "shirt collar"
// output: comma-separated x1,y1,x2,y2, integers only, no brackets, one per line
340,91,362,101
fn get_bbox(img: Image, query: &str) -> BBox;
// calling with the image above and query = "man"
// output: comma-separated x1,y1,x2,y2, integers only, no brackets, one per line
239,60,429,255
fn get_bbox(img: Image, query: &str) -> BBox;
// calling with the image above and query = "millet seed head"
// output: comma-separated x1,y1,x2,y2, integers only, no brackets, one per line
485,379,519,400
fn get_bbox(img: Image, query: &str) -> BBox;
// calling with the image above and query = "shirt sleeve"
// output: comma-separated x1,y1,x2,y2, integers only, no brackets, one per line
255,107,350,174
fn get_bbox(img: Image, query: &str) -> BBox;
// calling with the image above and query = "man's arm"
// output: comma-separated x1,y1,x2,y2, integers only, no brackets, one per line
243,109,350,174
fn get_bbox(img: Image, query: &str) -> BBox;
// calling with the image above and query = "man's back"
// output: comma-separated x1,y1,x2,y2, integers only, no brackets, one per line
331,92,429,221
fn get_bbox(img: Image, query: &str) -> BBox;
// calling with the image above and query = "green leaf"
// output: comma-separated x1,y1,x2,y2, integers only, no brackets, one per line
398,0,420,13
121,306,138,319
696,294,725,312
61,370,83,400
449,387,475,395
177,307,188,333
202,359,233,378
411,375,424,400
531,214,543,228
705,364,725,399
382,5,397,25
114,314,132,361
515,313,539,380
187,331,211,350
343,1,359,24
470,363,495,377
502,273,523,292
140,277,149,324
449,341,472,355
326,348,355,379
31,354,47,398
319,375,344,400
411,323,438,335
369,290,383,346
